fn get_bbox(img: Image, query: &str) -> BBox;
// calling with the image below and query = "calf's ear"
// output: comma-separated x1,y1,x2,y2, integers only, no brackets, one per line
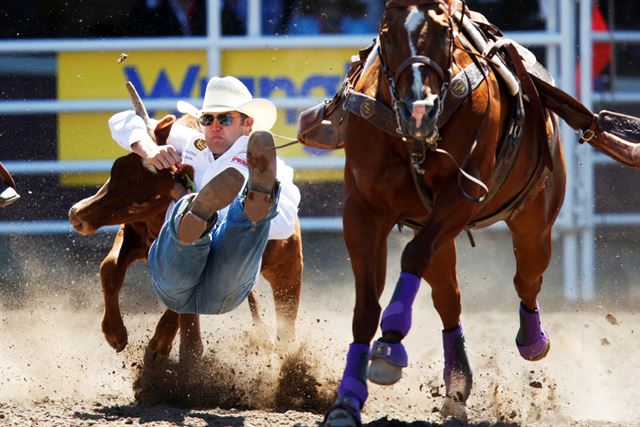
154,115,176,146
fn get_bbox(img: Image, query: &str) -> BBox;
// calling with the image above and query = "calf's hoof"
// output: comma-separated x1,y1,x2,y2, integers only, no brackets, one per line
144,344,171,369
367,340,407,385
179,342,204,368
102,323,128,353
275,335,299,355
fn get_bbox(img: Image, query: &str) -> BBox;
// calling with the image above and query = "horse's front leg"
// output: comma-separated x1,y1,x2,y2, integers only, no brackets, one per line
100,225,147,352
369,193,476,417
324,196,392,426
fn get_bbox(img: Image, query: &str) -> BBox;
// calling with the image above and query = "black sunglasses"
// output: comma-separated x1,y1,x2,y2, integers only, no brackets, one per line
199,113,244,127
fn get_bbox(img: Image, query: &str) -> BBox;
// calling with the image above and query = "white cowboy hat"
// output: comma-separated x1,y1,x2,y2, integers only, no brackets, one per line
177,76,277,131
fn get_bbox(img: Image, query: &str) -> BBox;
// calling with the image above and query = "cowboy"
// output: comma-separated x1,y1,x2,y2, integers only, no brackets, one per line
0,162,20,208
108,76,300,315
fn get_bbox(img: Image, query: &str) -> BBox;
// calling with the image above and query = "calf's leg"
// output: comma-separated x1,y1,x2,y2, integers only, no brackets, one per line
100,225,147,352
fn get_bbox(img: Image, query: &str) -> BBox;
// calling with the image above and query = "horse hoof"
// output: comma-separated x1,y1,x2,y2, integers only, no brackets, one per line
368,358,403,385
518,333,551,361
324,408,360,427
367,339,407,385
440,396,467,422
516,303,551,361
323,397,362,427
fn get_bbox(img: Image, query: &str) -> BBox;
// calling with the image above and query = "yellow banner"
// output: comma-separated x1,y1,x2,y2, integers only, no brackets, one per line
58,48,352,185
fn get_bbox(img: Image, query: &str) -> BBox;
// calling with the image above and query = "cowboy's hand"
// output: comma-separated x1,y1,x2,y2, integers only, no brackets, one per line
146,145,182,170
132,140,181,170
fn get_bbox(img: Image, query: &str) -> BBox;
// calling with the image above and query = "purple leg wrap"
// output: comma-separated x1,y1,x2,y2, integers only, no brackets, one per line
337,342,370,409
380,272,421,337
516,303,549,360
443,323,473,402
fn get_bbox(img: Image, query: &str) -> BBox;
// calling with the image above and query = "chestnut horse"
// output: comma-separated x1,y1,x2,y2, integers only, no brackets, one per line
324,1,566,424
69,115,303,367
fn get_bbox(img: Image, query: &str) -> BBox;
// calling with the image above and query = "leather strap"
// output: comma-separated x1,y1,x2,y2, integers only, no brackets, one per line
344,61,488,137
492,38,553,171
344,91,398,136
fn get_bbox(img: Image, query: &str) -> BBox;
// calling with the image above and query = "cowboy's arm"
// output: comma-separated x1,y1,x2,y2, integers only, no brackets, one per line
108,110,182,170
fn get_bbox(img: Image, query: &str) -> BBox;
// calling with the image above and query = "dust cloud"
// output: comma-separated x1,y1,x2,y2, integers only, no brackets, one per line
0,231,639,426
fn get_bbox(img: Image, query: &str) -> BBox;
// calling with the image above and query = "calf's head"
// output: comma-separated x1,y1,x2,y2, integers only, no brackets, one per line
69,114,194,235
68,154,178,235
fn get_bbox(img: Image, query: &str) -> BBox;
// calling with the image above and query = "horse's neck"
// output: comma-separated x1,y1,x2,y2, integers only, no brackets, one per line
354,59,382,99
450,40,478,75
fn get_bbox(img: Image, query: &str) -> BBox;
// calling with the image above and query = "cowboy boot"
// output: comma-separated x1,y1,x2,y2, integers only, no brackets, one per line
244,130,277,223
177,167,244,244
0,180,19,208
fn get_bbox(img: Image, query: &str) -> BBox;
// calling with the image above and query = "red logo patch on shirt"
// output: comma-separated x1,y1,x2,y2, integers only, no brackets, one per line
232,156,248,167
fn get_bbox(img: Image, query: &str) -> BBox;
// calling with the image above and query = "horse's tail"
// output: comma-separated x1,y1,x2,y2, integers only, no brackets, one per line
531,74,640,168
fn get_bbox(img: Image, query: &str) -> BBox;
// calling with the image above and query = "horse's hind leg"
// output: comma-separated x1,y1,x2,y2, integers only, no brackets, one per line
506,217,554,361
423,240,472,418
507,178,564,361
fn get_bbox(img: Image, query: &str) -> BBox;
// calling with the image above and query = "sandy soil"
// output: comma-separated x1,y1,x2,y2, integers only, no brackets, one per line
1,273,638,427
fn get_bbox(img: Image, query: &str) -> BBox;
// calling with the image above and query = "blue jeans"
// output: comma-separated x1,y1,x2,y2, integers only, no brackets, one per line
148,189,279,315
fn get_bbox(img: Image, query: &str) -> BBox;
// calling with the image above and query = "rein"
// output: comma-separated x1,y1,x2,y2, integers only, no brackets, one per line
272,136,299,150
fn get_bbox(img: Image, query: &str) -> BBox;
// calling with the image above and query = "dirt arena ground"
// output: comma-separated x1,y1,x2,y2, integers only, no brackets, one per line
1,232,639,426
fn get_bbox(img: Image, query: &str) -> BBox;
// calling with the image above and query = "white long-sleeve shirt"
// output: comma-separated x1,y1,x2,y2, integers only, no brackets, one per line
109,110,301,240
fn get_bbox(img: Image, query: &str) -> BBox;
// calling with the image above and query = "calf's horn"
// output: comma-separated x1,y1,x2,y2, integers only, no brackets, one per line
126,81,155,136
